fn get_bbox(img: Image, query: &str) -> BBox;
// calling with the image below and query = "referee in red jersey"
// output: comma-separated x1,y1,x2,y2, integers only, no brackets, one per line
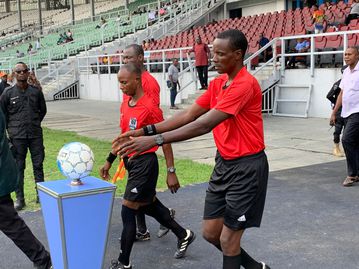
114,30,271,269
101,44,178,241
107,63,195,269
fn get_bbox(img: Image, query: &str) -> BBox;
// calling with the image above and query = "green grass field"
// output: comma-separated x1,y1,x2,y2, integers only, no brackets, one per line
19,128,214,211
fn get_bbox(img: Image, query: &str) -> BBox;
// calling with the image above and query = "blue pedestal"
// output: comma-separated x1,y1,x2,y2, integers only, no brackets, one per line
37,176,116,269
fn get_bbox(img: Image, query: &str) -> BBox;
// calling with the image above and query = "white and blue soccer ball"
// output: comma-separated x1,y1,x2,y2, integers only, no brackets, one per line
57,142,95,180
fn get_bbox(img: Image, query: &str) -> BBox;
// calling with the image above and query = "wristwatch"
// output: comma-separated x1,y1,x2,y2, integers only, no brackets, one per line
167,167,176,173
154,134,164,146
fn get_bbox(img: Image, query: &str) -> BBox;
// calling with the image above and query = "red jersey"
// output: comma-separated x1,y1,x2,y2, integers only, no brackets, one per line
123,71,160,106
191,43,210,66
120,94,164,155
196,67,265,160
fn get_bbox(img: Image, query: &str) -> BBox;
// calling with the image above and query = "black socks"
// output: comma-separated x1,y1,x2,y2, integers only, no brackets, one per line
135,212,147,234
223,254,242,269
240,248,263,269
217,244,263,269
118,205,136,266
141,198,187,239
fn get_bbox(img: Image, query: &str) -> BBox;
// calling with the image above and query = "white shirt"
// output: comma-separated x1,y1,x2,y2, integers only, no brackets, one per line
350,3,359,14
168,64,179,82
339,62,359,117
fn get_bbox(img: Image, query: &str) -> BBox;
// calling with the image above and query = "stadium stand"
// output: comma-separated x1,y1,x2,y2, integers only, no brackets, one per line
0,1,183,69
140,1,359,68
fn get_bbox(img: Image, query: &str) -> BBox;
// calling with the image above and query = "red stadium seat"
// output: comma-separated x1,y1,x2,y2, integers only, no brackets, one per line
315,36,327,49
326,35,343,48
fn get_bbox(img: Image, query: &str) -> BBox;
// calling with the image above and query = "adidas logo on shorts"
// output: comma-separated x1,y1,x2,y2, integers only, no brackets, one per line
131,187,138,193
237,215,246,222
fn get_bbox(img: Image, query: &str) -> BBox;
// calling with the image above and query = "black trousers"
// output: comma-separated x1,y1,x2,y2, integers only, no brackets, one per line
196,65,208,88
334,109,345,144
170,82,178,107
12,137,45,200
0,194,50,267
342,113,359,177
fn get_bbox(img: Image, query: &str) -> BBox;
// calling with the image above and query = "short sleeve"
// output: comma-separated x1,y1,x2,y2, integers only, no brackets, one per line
215,81,254,115
339,80,343,90
168,66,174,77
196,85,213,109
150,106,164,123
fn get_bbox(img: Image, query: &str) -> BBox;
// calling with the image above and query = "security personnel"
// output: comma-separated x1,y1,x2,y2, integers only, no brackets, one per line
0,108,52,269
0,62,47,210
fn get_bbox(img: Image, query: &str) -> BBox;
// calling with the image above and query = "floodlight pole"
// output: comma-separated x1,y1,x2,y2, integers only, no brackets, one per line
90,0,95,21
17,0,23,31
38,0,43,34
4,0,10,13
70,0,75,25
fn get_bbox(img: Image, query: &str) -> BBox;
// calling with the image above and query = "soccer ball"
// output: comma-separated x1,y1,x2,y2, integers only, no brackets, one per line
57,142,95,180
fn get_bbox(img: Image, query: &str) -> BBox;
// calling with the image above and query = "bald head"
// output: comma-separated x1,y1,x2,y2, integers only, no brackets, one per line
344,47,359,69
117,63,142,97
123,44,145,68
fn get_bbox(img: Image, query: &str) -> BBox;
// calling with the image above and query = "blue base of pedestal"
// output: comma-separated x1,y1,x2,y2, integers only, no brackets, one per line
38,176,116,269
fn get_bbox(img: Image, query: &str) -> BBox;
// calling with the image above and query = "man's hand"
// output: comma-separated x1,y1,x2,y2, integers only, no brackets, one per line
167,172,180,194
100,161,112,180
112,133,133,152
330,112,336,126
114,136,156,159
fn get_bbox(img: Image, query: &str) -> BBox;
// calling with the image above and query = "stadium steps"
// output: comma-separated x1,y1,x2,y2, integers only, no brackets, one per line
42,73,76,100
253,63,281,91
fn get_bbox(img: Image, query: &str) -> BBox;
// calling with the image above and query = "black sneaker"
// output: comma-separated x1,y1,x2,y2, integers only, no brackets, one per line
109,259,132,269
135,230,150,241
157,208,176,238
14,199,26,211
33,257,52,269
261,262,271,269
174,229,196,259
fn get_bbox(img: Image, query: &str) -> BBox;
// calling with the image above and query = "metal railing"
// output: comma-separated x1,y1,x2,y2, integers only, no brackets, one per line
262,85,276,114
40,59,77,94
54,81,79,100
278,30,355,77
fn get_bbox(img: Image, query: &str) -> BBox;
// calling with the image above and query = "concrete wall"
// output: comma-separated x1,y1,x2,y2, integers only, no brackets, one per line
79,67,342,119
281,68,342,118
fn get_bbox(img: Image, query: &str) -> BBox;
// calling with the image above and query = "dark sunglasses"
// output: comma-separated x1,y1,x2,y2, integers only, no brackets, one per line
14,69,29,74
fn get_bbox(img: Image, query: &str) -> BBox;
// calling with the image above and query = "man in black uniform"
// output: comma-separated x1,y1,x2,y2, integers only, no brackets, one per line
0,62,47,211
0,108,52,269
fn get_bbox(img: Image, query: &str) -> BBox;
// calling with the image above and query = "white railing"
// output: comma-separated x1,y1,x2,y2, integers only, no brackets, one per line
278,30,355,76
40,59,77,93
262,85,276,114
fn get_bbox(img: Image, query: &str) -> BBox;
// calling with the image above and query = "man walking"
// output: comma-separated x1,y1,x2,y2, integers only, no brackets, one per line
114,29,271,269
330,47,359,186
0,108,52,269
168,58,180,109
188,36,211,90
0,62,47,210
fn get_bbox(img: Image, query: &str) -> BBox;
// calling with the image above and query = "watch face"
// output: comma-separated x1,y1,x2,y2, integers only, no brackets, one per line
168,167,176,173
155,134,164,145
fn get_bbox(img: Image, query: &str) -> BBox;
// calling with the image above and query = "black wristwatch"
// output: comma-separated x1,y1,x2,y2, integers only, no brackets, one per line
167,167,176,173
154,134,164,146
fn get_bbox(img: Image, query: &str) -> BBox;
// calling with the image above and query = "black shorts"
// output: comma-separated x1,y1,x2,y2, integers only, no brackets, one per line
203,150,269,230
123,153,159,203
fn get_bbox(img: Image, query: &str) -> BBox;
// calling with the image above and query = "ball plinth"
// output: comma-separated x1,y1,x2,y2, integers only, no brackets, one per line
70,178,84,186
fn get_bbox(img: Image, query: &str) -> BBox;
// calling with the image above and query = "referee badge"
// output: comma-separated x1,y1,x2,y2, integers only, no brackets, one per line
129,118,137,130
